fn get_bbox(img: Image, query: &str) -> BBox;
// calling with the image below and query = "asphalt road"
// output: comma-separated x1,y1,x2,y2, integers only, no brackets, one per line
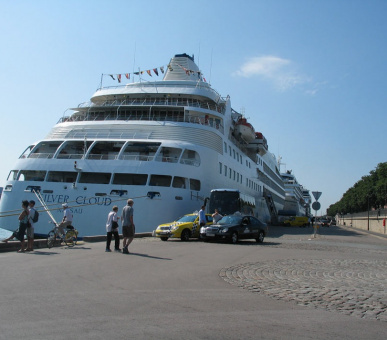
0,225,386,340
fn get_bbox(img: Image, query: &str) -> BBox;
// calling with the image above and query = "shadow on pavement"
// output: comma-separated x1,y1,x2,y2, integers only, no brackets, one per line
127,252,172,260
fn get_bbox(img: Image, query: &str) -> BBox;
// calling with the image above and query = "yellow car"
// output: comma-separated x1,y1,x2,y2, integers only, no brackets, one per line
283,216,309,227
155,213,213,241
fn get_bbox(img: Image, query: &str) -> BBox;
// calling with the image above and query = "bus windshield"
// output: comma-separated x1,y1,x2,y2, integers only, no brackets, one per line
209,190,240,216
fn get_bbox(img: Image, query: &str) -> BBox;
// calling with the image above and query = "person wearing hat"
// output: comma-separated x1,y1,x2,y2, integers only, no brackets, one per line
26,200,37,251
58,203,73,235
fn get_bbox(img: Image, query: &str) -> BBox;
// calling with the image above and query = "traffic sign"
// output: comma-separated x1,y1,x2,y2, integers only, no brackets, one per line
312,201,321,211
312,191,322,201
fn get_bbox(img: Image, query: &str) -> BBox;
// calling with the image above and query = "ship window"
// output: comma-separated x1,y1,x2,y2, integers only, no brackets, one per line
224,142,227,153
29,141,62,159
18,170,47,182
87,141,124,160
156,147,182,163
180,149,200,166
79,172,111,184
112,173,148,186
110,190,128,196
149,175,172,187
57,141,93,159
47,171,78,183
172,176,186,189
224,165,227,177
19,145,35,159
219,162,222,175
229,146,231,156
121,142,160,161
7,170,19,181
189,179,201,191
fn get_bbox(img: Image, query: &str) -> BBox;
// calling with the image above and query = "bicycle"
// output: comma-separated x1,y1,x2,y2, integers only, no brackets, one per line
47,222,78,248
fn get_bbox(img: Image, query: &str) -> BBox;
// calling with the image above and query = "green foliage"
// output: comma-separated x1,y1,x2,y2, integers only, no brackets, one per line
327,162,387,216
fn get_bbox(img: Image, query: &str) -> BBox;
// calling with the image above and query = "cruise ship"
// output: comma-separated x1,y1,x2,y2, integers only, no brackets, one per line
0,53,285,236
280,170,307,217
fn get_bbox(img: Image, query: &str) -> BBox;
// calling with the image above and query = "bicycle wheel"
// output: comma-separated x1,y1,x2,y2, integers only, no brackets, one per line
47,231,56,248
64,230,76,247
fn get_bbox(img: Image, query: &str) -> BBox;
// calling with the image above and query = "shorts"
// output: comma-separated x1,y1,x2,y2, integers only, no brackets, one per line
122,225,134,238
26,226,34,238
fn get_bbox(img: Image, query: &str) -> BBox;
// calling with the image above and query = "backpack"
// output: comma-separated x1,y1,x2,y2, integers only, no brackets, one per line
32,209,39,223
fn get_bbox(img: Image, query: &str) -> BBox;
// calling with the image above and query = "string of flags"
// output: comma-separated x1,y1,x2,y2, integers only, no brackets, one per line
105,66,165,83
104,63,206,83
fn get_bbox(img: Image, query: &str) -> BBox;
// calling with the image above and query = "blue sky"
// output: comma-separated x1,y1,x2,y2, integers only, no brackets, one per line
0,0,386,215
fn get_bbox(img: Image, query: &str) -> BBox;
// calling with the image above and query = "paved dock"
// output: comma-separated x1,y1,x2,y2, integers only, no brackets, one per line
0,225,386,340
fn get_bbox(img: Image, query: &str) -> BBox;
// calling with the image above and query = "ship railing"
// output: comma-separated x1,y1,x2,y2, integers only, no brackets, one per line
179,158,200,167
120,155,155,161
28,153,54,159
77,98,225,114
154,156,179,163
87,154,120,160
57,154,84,159
57,112,224,135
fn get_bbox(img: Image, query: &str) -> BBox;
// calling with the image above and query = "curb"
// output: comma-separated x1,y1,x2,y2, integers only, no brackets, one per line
0,232,153,253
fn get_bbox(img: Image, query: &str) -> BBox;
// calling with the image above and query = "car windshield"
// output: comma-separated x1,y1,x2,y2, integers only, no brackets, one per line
177,215,197,223
218,215,242,225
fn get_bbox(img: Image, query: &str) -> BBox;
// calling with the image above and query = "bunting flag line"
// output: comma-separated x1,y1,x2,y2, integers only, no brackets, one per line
103,63,203,83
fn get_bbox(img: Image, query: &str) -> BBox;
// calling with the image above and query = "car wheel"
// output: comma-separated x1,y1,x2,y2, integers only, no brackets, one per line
160,237,168,241
256,231,264,243
231,232,238,244
181,229,191,241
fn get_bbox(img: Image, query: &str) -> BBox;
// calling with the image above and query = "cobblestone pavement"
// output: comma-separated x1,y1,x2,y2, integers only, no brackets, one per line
220,258,387,322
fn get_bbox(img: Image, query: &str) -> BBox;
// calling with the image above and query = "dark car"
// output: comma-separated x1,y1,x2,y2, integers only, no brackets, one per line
320,219,330,227
200,214,267,244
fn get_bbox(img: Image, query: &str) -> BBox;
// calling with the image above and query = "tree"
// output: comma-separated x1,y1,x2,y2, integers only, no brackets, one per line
327,162,387,216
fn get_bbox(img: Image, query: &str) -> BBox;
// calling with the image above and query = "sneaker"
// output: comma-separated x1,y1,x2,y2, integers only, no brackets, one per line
114,248,121,252
105,249,112,252
122,247,129,254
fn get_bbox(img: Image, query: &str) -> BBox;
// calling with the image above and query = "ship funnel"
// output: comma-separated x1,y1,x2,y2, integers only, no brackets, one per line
163,53,202,81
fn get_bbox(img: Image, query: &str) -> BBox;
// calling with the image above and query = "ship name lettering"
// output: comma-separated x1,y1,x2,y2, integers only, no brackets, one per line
43,194,70,204
75,196,112,206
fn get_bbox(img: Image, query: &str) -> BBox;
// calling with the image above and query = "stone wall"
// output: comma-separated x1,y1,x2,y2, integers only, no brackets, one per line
336,209,387,235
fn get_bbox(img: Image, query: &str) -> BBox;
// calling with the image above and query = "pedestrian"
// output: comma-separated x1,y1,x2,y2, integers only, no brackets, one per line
121,199,135,254
105,206,121,252
16,200,30,252
26,200,36,251
199,205,207,228
58,203,73,235
212,208,223,224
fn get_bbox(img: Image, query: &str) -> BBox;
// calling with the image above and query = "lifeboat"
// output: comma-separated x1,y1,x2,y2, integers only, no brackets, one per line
247,132,268,155
234,117,255,142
